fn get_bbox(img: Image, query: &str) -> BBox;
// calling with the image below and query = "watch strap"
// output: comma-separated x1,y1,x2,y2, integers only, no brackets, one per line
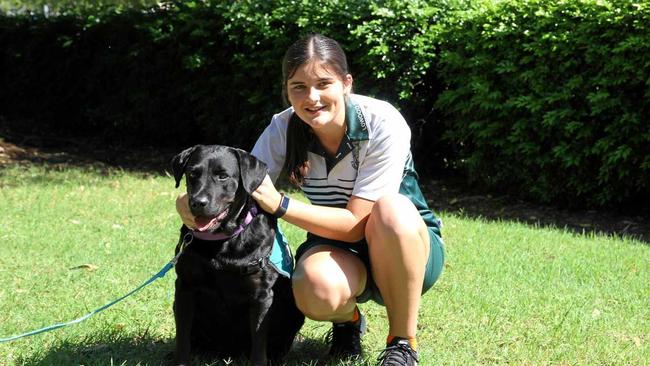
274,193,290,218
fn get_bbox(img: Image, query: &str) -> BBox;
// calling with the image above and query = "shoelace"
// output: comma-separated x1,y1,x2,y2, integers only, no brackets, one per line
377,342,419,365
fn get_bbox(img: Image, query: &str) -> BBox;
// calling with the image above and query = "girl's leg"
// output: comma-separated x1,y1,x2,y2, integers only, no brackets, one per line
365,193,430,338
292,245,367,322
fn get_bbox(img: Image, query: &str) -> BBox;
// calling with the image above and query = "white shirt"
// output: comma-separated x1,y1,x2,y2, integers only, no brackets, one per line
252,94,440,232
252,94,410,205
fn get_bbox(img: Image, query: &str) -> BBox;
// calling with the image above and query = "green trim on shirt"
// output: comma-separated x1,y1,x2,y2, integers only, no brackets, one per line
399,155,442,236
346,99,370,141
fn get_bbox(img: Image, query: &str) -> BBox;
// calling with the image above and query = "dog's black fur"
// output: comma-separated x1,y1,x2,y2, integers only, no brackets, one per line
171,145,304,366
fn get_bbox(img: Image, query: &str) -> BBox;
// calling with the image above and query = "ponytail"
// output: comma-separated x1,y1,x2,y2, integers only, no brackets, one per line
281,113,312,187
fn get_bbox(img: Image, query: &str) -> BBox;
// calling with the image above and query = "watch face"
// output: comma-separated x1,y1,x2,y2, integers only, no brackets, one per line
274,195,289,218
281,195,290,209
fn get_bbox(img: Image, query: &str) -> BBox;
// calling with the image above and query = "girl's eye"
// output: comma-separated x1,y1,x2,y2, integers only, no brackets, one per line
292,85,305,91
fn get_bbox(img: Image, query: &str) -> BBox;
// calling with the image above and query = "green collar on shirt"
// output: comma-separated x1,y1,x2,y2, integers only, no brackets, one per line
301,98,369,174
345,98,370,142
307,98,369,155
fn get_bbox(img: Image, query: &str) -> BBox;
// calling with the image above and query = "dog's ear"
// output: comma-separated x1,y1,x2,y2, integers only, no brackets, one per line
171,145,199,188
233,148,268,194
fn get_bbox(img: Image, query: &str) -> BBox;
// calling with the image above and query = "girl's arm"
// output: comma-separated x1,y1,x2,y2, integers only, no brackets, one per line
252,174,374,243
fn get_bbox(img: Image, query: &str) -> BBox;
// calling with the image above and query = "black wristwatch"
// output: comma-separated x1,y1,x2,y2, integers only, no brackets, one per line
274,193,290,218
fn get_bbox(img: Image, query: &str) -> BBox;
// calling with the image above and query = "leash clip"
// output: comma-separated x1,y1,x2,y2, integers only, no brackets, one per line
182,232,194,246
172,233,194,266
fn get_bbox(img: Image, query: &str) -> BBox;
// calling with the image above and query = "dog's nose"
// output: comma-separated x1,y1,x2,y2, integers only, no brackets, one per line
190,197,209,209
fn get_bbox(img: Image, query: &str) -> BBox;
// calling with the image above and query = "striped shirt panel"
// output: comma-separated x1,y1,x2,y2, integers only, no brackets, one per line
302,178,354,207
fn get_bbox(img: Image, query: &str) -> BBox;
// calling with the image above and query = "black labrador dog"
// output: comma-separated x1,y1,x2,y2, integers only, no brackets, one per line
170,145,304,366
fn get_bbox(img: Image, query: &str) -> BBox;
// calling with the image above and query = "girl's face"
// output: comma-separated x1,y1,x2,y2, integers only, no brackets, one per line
286,61,352,132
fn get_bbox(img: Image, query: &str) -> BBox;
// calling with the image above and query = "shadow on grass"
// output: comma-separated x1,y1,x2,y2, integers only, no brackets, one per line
17,333,174,366
424,176,650,244
18,332,333,366
0,129,174,176
3,129,648,244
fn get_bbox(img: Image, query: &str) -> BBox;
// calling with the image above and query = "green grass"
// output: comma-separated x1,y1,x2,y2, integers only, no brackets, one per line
0,163,648,365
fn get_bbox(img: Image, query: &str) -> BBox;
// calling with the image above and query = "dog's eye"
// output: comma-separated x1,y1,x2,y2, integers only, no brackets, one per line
188,170,201,179
213,171,228,180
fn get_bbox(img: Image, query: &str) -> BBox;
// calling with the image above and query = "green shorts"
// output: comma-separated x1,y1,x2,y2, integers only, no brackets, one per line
294,228,445,305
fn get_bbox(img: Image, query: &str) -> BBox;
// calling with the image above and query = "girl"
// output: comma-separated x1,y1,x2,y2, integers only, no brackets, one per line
177,34,444,366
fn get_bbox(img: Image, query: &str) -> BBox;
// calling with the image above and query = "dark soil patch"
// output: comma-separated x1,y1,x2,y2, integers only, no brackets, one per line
422,178,649,243
2,131,648,244
0,130,175,173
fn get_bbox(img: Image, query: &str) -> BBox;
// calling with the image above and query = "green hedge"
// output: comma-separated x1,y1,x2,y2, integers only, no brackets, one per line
437,0,650,207
0,0,458,169
0,4,240,148
1,0,649,209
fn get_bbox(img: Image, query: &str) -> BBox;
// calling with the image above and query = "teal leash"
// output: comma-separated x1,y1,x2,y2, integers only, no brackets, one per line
0,234,192,344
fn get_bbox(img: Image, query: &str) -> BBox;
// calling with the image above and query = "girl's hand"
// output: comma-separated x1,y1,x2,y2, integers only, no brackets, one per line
251,174,283,215
175,193,197,229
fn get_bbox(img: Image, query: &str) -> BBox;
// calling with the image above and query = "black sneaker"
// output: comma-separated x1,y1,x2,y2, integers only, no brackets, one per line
377,338,419,366
327,310,366,359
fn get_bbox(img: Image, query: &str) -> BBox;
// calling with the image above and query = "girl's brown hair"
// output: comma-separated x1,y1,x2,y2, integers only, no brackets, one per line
280,34,350,187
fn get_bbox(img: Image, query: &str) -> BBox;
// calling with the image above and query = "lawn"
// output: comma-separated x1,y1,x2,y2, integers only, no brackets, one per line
0,163,647,365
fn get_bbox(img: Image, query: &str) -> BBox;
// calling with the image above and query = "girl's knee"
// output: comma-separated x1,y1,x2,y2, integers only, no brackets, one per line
367,194,422,238
292,272,347,320
292,254,363,320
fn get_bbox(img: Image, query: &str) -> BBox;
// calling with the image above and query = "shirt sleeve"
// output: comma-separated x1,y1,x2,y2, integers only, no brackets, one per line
251,113,288,184
352,106,411,201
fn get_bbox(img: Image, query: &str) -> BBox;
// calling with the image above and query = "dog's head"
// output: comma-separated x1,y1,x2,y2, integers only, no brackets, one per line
171,145,267,232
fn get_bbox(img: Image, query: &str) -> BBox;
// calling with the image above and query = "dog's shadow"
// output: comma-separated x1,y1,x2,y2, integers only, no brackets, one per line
17,333,336,366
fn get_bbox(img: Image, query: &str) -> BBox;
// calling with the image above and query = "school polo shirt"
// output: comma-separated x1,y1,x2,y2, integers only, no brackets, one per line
251,94,441,235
